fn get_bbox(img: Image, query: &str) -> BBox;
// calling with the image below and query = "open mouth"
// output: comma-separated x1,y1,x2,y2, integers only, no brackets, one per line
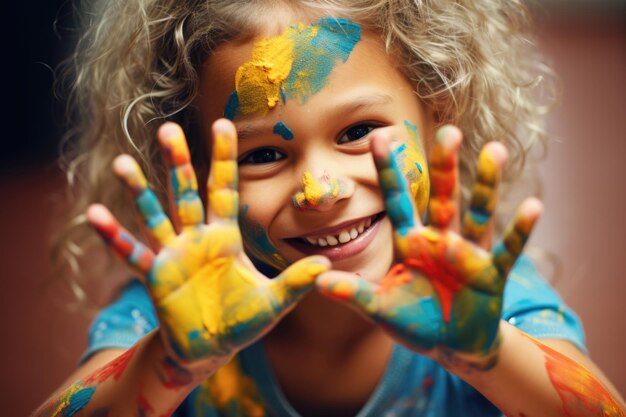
285,212,385,261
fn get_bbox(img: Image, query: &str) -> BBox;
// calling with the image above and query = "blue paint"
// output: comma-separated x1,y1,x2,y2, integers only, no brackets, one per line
272,121,294,140
238,205,287,270
136,189,168,230
416,162,423,173
224,91,239,120
65,387,96,417
380,154,416,235
285,18,361,103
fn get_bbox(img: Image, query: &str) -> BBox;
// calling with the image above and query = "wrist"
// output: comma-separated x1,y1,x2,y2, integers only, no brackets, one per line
435,321,504,376
155,328,233,386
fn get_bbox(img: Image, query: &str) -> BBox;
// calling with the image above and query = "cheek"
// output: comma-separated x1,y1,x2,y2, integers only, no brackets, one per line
238,202,289,271
392,121,430,216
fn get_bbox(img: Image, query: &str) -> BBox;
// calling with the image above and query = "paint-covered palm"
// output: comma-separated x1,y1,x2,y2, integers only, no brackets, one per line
318,126,541,367
88,120,328,362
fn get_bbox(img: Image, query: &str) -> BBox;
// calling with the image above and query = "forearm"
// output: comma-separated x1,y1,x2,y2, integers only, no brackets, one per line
33,329,229,417
449,321,625,417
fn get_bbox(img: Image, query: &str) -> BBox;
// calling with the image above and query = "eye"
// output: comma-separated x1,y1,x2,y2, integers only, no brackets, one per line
239,148,286,165
337,123,378,144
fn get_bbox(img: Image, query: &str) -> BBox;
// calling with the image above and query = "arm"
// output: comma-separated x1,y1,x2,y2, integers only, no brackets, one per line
34,120,329,416
317,125,625,416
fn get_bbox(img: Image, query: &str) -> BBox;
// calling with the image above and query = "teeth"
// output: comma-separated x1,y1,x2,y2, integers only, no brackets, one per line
302,214,377,246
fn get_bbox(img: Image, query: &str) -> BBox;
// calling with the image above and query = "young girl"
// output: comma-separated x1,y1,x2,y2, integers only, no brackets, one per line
36,0,625,416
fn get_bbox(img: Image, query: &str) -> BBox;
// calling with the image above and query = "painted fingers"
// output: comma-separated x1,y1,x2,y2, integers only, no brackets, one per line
158,123,205,228
371,132,418,236
208,119,240,223
86,204,155,274
428,126,462,231
492,197,543,277
462,142,507,248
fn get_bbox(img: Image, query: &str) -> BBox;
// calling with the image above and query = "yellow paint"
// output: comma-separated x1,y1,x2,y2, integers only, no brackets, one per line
235,30,294,116
294,171,340,208
199,358,266,417
403,124,430,215
48,383,83,417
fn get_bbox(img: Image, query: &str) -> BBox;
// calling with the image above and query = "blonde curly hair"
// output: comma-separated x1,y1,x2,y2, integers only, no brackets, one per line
55,0,554,300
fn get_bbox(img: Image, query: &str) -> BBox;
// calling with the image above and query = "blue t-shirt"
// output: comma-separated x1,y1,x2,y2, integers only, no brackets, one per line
83,257,586,416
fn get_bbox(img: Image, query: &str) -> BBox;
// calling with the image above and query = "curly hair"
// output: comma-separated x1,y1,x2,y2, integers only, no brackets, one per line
55,0,554,300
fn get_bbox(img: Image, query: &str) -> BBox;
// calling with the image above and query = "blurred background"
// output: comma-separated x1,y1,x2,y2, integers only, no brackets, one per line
3,1,625,415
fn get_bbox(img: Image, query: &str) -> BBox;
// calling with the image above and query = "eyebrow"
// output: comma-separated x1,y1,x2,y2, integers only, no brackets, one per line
235,92,395,140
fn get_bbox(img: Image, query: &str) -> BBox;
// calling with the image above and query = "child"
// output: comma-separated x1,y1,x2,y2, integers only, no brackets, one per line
36,0,625,416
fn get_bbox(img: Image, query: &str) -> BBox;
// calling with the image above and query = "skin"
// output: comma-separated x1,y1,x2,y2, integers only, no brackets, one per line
34,17,625,417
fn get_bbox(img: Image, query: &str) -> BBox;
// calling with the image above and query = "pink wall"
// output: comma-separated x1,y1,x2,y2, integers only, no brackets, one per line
2,10,624,417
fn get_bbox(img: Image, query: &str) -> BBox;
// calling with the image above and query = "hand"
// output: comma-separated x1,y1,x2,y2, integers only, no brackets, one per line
87,120,329,365
317,125,542,370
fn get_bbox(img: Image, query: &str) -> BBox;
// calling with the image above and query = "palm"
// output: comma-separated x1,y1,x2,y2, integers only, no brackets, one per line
318,126,540,362
88,121,328,362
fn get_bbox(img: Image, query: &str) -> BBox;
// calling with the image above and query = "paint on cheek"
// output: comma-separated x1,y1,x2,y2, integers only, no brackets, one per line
272,121,294,140
293,171,354,210
531,337,624,416
238,204,287,270
225,18,361,118
391,120,430,215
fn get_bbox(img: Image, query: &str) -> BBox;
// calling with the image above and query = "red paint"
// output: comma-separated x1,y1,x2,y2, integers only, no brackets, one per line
84,345,139,385
137,391,155,417
533,338,624,416
405,235,463,323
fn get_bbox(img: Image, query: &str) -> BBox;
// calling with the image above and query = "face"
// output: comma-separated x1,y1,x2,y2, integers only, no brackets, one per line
198,18,432,282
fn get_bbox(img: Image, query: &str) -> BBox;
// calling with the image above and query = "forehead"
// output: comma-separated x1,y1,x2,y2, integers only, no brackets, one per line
198,19,412,123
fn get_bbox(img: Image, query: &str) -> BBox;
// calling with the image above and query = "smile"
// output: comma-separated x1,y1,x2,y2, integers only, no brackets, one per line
285,212,385,261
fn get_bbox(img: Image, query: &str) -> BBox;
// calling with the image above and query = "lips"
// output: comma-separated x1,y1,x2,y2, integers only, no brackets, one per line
285,212,385,261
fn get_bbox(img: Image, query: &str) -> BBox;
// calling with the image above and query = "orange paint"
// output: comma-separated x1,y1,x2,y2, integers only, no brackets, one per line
534,338,624,416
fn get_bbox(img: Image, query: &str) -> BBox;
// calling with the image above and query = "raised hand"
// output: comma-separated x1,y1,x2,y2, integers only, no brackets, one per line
87,120,329,363
317,126,542,369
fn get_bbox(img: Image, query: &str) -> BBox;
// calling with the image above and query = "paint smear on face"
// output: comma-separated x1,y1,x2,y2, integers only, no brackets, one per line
273,121,294,140
225,18,361,119
293,170,354,210
391,121,429,215
239,204,287,270
531,337,624,416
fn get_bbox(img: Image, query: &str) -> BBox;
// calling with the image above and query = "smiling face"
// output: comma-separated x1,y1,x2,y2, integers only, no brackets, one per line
198,18,432,281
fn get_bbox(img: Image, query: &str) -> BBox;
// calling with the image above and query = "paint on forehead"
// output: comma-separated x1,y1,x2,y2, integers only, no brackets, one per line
224,18,362,119
391,120,430,214
239,204,287,270
273,121,294,140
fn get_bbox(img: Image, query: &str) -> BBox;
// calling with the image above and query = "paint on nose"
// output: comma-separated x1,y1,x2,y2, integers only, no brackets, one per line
293,171,354,210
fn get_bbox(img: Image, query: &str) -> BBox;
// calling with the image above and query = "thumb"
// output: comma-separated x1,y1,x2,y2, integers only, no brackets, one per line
316,271,379,317
270,255,331,307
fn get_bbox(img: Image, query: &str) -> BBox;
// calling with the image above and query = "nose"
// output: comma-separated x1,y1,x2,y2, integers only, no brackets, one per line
293,169,355,211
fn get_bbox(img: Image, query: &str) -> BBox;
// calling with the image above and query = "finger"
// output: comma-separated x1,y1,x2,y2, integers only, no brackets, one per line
428,125,462,231
492,197,543,278
316,271,380,317
462,142,508,248
86,204,155,274
270,255,331,307
113,155,176,247
158,122,204,227
208,119,239,223
371,132,418,236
